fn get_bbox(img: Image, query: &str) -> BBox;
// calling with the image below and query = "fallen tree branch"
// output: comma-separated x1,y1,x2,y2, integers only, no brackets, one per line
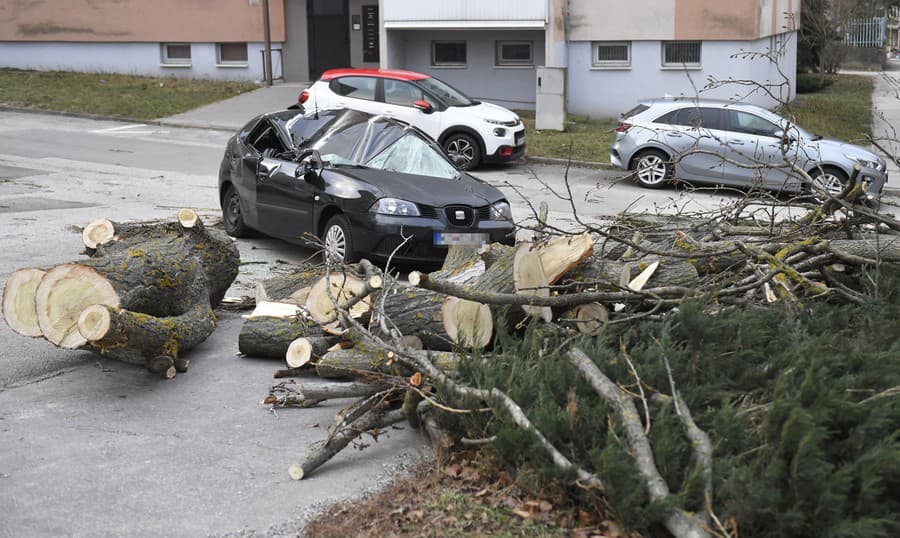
567,347,710,538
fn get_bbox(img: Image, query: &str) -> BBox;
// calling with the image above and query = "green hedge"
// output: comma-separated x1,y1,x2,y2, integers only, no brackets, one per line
445,266,900,537
797,73,835,94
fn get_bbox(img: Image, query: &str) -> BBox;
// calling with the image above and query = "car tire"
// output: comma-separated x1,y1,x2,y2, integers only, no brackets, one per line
809,166,848,201
222,185,252,238
322,214,357,264
443,133,482,170
632,149,673,188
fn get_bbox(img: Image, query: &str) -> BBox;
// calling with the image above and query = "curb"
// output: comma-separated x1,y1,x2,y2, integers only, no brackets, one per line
0,105,153,126
524,156,617,170
0,105,239,133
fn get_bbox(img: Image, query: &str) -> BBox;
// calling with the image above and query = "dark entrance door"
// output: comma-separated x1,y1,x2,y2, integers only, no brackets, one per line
307,0,350,79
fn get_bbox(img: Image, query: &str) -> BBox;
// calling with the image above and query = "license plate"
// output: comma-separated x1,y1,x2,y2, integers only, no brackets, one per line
434,232,489,246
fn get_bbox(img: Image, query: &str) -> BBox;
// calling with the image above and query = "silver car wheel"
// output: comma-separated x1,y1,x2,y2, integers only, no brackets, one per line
324,224,346,263
812,172,844,197
447,138,475,164
636,154,669,185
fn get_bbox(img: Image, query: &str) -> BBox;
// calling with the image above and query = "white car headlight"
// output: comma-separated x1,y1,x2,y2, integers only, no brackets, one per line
485,118,508,126
489,201,512,221
844,154,880,170
370,198,421,216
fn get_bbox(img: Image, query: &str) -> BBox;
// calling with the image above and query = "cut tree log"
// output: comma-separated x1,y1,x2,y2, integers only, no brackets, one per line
255,264,357,304
305,272,373,332
285,335,342,368
3,210,239,377
237,315,323,359
315,348,461,379
376,246,489,350
2,268,46,337
513,242,552,321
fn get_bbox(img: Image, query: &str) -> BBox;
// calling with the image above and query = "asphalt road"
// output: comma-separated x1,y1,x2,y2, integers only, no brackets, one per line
0,110,895,536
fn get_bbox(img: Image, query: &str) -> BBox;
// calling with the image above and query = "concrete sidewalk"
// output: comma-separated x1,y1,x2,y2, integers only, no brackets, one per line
871,60,900,182
162,81,308,131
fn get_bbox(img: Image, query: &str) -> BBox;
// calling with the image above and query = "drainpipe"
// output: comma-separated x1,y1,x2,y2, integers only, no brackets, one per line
263,0,273,86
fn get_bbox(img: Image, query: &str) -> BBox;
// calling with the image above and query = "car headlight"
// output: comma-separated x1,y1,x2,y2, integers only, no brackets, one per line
370,197,421,216
489,201,512,221
844,154,881,170
485,118,508,126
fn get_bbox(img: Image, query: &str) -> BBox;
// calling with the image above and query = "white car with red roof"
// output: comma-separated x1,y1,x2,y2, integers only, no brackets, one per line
298,68,525,170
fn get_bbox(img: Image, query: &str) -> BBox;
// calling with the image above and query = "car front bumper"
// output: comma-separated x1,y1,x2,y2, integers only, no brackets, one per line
348,213,516,265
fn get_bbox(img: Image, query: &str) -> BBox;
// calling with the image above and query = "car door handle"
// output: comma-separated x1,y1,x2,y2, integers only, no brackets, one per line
729,140,745,145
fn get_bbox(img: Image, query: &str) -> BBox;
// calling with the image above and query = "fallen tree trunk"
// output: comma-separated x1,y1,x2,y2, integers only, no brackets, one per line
2,210,239,378
237,315,324,359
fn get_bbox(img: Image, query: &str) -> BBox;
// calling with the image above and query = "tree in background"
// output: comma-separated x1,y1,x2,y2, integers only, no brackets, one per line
800,0,900,72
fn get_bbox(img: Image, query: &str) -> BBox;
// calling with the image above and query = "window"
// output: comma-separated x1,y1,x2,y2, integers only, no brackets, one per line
728,111,780,137
329,77,377,101
384,80,425,106
662,41,701,67
161,43,191,65
592,42,630,68
432,41,466,67
217,42,248,64
496,41,533,67
655,107,724,130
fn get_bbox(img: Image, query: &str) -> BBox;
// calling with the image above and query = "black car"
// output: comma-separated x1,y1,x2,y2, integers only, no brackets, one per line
218,108,515,264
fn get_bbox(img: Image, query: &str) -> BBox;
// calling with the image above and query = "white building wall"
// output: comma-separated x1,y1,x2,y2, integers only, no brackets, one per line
391,29,545,110
0,42,278,81
383,0,545,23
566,34,798,117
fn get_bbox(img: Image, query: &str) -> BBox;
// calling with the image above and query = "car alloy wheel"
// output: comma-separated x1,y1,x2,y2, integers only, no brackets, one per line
444,133,482,170
812,170,845,198
633,150,671,188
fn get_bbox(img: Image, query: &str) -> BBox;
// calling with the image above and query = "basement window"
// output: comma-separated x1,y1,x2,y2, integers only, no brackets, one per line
161,43,191,66
432,41,467,67
592,41,631,68
217,43,248,66
496,41,533,67
662,41,701,67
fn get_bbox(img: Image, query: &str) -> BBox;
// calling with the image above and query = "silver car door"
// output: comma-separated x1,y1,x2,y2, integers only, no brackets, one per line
722,110,798,190
664,107,725,182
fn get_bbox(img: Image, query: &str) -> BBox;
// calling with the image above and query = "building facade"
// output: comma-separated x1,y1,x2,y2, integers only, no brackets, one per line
1,0,800,118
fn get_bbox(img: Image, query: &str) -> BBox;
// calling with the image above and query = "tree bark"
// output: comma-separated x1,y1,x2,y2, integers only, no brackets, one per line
3,210,239,377
237,315,324,359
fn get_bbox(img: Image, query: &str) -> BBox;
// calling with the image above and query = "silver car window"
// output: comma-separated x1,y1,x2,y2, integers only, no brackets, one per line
728,110,780,137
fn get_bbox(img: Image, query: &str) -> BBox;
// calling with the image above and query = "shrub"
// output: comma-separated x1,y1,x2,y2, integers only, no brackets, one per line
797,73,835,94
444,267,900,536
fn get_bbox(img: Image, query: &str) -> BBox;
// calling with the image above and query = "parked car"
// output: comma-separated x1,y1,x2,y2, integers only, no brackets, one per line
297,68,525,170
610,98,887,202
218,107,515,265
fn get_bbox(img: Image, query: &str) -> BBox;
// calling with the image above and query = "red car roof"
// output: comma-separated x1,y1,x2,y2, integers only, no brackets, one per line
319,68,430,82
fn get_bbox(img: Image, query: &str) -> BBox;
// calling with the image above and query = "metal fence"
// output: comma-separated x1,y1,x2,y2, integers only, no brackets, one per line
842,16,887,48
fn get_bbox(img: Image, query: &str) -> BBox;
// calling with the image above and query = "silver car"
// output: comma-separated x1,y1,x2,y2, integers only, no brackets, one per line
610,98,887,202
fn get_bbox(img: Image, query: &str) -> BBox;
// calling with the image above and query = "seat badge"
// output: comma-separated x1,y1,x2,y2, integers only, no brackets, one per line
455,210,465,220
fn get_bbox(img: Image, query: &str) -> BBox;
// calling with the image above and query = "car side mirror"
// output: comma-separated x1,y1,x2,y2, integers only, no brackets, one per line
294,148,324,179
413,100,434,114
775,130,797,144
